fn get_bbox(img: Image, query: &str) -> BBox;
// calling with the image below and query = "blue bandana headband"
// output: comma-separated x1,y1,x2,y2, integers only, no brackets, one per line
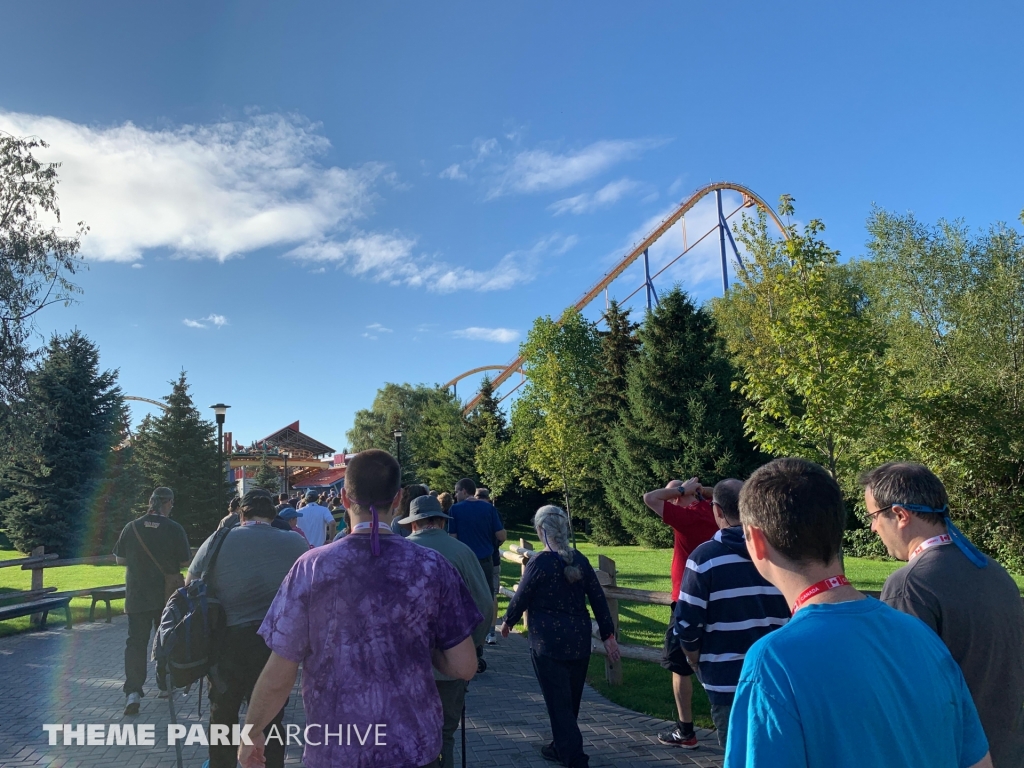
899,503,987,568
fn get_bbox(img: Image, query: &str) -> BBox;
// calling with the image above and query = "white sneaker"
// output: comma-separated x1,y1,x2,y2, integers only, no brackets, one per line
123,692,141,716
485,631,497,645
157,689,170,699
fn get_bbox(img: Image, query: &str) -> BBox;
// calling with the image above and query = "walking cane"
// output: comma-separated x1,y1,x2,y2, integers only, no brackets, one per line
166,672,185,768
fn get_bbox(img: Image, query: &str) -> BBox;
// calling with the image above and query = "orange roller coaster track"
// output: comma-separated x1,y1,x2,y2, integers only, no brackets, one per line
453,181,789,415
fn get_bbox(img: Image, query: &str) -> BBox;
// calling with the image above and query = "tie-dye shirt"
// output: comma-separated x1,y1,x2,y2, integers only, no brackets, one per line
259,533,482,768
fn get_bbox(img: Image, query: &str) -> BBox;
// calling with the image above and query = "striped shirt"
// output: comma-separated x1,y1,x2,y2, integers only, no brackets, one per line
673,526,790,704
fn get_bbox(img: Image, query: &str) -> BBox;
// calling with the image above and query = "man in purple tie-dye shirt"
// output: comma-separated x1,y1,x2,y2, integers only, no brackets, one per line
239,450,481,768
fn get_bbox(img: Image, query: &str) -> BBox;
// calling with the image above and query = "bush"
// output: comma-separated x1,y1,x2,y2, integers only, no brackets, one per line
842,529,891,560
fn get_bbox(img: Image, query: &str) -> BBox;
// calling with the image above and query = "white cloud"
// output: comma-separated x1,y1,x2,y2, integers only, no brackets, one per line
549,178,638,215
182,314,229,329
489,139,665,198
366,322,393,333
439,164,466,180
131,263,143,269
288,232,577,294
452,327,521,343
0,111,383,263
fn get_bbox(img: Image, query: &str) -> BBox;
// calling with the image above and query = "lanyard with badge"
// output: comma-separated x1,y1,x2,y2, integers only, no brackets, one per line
792,575,851,612
909,533,952,561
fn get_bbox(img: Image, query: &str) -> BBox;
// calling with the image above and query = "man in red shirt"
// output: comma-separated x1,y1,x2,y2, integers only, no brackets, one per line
643,476,719,749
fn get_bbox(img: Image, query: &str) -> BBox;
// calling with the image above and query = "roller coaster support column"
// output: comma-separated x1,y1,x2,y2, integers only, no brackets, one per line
717,190,729,293
643,248,659,311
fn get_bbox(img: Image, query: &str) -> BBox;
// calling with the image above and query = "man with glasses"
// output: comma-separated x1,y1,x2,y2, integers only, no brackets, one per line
642,477,719,748
672,479,790,750
864,462,1024,767
727,457,992,768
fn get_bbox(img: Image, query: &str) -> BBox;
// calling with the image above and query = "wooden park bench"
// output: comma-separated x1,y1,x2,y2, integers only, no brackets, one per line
0,594,73,630
89,585,127,623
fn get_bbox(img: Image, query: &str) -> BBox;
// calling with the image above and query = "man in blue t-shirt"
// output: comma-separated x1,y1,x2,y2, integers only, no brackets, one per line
727,457,993,768
449,478,506,663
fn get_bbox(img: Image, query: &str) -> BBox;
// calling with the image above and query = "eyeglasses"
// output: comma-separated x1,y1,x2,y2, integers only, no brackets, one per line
865,505,894,521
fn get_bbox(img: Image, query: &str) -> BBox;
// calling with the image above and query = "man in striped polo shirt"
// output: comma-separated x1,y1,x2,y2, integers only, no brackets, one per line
672,479,790,749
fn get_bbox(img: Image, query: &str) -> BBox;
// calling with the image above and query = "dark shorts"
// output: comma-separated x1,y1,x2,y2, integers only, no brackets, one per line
660,603,694,677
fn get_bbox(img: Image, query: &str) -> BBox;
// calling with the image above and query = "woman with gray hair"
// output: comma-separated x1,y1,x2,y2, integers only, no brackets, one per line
500,506,620,767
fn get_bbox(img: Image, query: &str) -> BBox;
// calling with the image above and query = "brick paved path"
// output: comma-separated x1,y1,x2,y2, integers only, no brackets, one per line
0,619,724,767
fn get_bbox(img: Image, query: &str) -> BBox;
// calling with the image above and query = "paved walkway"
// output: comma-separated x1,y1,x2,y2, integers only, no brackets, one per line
0,618,724,767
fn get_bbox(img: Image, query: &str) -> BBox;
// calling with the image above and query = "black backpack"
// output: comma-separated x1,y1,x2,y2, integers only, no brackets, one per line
155,527,231,689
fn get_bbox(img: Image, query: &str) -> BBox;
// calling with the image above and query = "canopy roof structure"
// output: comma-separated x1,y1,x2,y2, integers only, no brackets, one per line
292,466,347,491
260,421,334,458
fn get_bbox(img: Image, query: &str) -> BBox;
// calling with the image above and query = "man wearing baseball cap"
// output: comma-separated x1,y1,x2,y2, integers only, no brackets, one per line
276,506,310,547
399,495,494,768
188,489,309,768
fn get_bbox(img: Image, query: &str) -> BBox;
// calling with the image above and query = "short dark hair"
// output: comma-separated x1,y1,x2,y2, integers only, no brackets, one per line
240,489,276,520
400,484,430,516
739,458,846,566
859,462,948,526
455,478,477,495
712,479,743,524
229,497,241,512
346,450,401,510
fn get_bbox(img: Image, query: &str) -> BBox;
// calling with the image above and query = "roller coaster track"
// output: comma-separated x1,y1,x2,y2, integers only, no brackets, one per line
125,395,169,411
455,181,789,414
442,365,525,393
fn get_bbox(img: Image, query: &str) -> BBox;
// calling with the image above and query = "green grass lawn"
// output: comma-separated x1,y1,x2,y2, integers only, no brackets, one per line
0,548,131,638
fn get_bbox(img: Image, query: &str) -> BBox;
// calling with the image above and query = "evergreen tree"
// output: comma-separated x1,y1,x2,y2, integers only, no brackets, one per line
133,372,228,542
252,450,282,494
604,288,758,547
473,376,550,527
580,301,641,544
413,392,478,492
0,331,123,556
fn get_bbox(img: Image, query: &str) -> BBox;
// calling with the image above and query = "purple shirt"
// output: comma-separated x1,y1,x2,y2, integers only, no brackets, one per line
259,532,482,768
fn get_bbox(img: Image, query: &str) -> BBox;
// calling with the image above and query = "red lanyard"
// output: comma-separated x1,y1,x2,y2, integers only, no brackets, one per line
909,534,951,561
793,575,850,612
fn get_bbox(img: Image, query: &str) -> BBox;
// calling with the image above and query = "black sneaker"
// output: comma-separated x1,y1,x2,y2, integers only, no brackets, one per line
540,742,561,763
657,726,698,749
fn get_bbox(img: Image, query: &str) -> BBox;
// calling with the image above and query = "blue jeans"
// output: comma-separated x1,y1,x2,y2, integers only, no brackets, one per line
531,650,590,768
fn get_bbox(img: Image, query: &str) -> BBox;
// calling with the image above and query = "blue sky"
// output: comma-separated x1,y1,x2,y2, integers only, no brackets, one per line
4,1,1022,452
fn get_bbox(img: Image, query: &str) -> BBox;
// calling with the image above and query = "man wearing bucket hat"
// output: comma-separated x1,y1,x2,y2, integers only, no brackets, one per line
400,495,495,768
864,462,1024,767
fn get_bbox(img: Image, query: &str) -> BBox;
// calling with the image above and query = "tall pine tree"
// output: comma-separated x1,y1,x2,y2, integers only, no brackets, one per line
585,300,640,544
1,331,123,556
134,372,228,542
252,450,282,494
603,288,758,547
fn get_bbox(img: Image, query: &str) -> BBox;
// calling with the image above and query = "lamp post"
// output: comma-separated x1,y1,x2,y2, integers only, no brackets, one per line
210,404,230,456
282,451,290,496
393,428,403,477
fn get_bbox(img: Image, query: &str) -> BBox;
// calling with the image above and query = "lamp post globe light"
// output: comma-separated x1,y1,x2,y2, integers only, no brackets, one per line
210,403,230,456
393,428,403,471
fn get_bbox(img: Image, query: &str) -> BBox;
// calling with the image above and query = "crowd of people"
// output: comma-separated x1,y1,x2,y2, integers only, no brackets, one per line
110,451,1024,768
